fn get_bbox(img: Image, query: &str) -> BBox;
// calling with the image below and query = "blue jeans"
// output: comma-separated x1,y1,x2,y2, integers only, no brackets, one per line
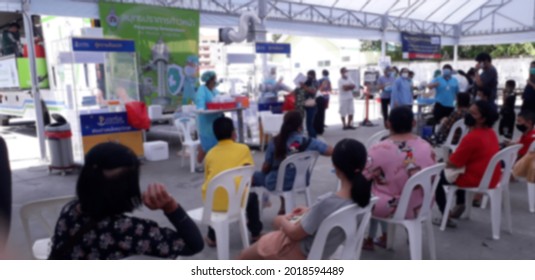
305,106,317,138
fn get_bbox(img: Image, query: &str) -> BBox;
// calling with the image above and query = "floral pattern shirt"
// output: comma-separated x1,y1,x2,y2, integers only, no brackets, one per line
49,200,203,260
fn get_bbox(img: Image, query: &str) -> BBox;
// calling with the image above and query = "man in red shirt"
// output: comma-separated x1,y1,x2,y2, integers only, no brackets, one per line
509,111,535,158
434,101,501,228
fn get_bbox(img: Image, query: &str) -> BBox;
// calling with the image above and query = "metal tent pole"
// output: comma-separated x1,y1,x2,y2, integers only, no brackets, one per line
22,0,47,161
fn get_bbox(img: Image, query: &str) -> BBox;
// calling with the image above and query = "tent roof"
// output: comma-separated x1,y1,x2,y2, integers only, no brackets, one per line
7,0,535,46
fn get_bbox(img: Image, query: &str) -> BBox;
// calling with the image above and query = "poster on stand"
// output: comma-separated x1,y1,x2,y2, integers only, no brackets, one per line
99,2,200,111
401,32,441,60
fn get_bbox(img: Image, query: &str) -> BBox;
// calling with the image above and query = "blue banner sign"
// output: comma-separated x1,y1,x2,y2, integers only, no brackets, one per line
80,112,137,136
255,42,291,54
72,38,136,52
401,32,441,60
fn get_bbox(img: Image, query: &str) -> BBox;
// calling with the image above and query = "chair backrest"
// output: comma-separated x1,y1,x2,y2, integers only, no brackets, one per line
307,197,378,260
202,166,255,223
391,163,446,221
477,144,522,191
20,196,75,252
366,130,390,148
182,105,196,114
444,119,468,151
275,151,319,193
174,117,196,143
529,141,535,153
260,113,284,135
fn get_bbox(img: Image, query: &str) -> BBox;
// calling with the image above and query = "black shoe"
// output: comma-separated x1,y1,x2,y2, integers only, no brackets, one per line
346,125,357,130
342,126,348,130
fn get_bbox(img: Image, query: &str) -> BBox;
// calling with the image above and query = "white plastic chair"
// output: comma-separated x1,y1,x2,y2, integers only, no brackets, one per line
257,151,320,214
260,112,283,152
20,195,75,259
513,141,535,213
375,163,446,260
186,166,255,260
440,145,522,240
308,197,378,260
366,130,390,148
441,119,468,160
174,117,200,173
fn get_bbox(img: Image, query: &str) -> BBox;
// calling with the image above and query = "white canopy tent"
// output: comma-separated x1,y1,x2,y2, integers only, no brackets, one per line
1,0,533,160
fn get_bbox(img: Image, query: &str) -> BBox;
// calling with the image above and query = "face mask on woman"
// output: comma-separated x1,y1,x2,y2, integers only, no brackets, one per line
401,72,409,79
530,67,535,75
464,114,477,127
443,69,452,76
516,124,528,133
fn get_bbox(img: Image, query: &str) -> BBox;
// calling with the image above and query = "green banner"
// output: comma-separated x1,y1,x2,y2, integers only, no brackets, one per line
17,58,49,89
99,1,200,110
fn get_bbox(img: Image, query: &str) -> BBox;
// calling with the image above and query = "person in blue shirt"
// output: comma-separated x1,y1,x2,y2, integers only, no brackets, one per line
195,71,223,168
377,66,396,126
252,111,333,214
428,64,459,124
391,68,413,109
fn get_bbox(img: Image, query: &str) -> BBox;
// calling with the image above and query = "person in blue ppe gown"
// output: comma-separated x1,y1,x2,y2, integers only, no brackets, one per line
182,55,199,105
195,71,223,167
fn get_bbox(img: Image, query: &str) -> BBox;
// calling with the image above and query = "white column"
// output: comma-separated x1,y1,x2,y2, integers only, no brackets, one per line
257,0,269,98
381,32,387,59
23,2,47,161
453,44,459,68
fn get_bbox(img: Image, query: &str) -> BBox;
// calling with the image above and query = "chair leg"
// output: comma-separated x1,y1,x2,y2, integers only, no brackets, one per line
304,188,312,207
426,219,437,260
440,187,456,231
527,183,535,213
463,192,474,220
213,222,230,260
406,224,423,260
386,224,396,250
189,146,195,173
502,187,512,234
239,212,250,249
283,192,295,214
489,190,503,240
480,195,489,209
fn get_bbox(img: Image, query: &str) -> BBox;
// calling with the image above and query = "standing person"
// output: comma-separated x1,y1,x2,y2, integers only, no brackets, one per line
522,61,535,114
48,143,204,259
391,68,413,110
315,70,331,135
302,70,319,138
377,67,396,127
338,67,357,130
1,23,21,56
474,52,498,109
195,71,224,171
362,107,435,250
240,139,371,260
202,117,262,246
428,64,459,124
498,80,517,140
466,68,477,99
0,136,11,251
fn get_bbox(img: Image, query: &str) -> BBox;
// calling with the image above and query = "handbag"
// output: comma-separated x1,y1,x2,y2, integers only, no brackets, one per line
125,101,151,130
444,167,466,183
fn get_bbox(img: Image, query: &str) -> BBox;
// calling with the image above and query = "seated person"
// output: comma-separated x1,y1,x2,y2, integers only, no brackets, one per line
202,117,262,246
476,87,493,102
49,143,204,259
434,100,501,227
499,80,517,139
252,111,333,214
362,106,436,250
239,139,371,260
435,93,471,145
506,110,535,158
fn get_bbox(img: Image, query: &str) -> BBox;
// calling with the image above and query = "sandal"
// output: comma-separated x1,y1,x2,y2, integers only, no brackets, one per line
450,205,466,219
432,217,457,228
374,234,387,249
362,237,375,251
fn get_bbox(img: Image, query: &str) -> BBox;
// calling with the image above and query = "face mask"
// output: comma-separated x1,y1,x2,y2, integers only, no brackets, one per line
479,62,485,69
530,68,535,75
464,114,476,127
443,69,452,76
184,65,196,76
389,72,395,78
401,73,409,79
516,124,528,133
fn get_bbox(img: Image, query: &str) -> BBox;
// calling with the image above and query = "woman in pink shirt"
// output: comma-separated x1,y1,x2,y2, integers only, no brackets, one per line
362,106,436,251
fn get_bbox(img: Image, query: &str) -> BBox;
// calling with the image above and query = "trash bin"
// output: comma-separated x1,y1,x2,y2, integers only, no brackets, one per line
45,114,74,175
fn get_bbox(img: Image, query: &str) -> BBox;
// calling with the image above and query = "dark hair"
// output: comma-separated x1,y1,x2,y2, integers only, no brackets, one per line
392,66,399,73
77,142,141,219
473,100,499,127
305,70,316,86
457,70,466,76
213,116,234,141
340,67,347,74
322,69,329,76
307,70,316,78
456,93,470,108
467,68,476,77
274,111,303,160
332,139,371,207
505,79,516,89
409,71,415,76
518,110,535,124
475,52,492,63
442,64,453,70
388,106,414,134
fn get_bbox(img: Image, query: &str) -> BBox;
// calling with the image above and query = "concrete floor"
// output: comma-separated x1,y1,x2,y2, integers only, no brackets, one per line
2,97,535,260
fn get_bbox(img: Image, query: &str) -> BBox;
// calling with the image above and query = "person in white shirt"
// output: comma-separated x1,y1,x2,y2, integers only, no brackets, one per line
338,67,357,130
